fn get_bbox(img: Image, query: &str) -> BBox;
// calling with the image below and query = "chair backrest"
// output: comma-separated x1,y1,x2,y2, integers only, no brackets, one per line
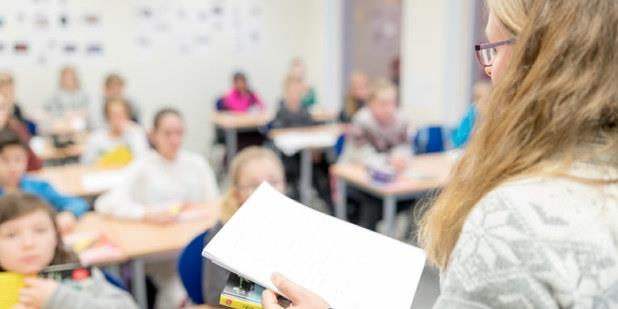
103,270,127,291
215,97,226,111
413,126,446,154
334,134,346,159
177,231,209,304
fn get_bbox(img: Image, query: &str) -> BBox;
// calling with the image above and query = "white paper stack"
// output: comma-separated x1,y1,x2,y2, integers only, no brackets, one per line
80,169,129,193
203,183,426,309
273,132,338,156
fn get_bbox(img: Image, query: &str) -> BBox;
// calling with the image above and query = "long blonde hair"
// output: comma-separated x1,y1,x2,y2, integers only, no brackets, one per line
220,147,285,223
419,0,618,270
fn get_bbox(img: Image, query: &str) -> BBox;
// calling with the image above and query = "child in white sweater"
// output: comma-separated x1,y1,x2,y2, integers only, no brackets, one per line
95,108,219,308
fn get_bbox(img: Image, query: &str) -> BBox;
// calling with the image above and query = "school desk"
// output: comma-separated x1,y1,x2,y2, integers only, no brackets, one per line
30,134,87,164
211,111,272,164
32,164,127,197
269,124,348,205
330,153,454,237
74,201,220,309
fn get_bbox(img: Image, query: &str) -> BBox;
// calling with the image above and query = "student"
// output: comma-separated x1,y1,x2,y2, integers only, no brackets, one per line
0,93,42,171
201,146,285,306
272,76,333,211
95,108,219,309
44,66,90,130
0,193,138,309
288,58,317,109
0,72,28,127
339,71,370,122
261,0,618,308
98,73,140,126
80,98,149,166
0,129,88,233
451,81,492,148
222,72,264,113
338,78,411,230
272,76,314,129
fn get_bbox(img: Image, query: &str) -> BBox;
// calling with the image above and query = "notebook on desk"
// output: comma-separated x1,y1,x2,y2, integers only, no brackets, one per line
203,183,426,309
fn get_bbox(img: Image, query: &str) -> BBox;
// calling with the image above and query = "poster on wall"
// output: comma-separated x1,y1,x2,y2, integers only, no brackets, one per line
0,0,105,68
133,0,264,58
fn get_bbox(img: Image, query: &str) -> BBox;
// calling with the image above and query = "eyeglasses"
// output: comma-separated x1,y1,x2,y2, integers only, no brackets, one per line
474,38,516,67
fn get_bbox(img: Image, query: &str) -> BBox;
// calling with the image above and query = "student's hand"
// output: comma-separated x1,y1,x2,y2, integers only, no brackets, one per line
262,273,329,309
19,278,59,309
56,211,77,234
144,209,177,225
389,153,410,173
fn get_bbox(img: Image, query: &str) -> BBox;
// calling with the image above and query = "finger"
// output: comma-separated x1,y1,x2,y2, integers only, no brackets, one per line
262,289,285,309
23,278,41,287
271,273,307,304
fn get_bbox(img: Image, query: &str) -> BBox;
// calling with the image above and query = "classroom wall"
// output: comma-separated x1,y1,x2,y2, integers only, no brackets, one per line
400,0,476,128
0,0,342,155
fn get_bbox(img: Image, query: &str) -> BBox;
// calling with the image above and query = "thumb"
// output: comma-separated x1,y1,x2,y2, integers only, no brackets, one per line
271,273,308,305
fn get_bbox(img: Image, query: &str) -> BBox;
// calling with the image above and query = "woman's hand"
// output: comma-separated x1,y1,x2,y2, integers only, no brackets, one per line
262,273,330,309
19,278,59,309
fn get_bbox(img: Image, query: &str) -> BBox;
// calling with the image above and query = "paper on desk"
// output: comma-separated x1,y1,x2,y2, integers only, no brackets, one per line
273,132,338,156
81,169,129,193
203,183,426,309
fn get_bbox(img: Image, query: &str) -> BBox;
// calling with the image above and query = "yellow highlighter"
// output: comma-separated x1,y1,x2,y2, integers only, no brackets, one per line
0,272,25,309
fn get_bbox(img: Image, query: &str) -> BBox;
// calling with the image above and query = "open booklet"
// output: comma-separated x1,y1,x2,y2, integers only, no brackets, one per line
203,183,426,309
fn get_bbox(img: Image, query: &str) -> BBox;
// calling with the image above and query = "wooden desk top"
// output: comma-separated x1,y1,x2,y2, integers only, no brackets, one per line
75,202,220,260
268,124,349,140
32,134,87,161
211,111,272,130
331,153,454,197
32,164,125,197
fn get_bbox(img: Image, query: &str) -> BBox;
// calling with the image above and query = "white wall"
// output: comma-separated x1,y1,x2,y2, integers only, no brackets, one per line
0,0,341,154
400,0,476,128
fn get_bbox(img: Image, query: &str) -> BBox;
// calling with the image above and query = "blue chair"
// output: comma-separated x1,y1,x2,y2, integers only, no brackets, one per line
103,270,127,291
215,97,226,111
334,134,346,159
177,231,209,304
413,126,447,154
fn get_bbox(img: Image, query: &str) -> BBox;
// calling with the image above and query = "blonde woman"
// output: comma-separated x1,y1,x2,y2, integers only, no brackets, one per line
202,147,285,306
261,0,618,308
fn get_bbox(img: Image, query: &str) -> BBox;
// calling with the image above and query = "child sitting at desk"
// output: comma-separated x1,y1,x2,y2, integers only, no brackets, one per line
222,72,264,113
0,129,88,233
95,108,219,309
339,78,412,231
44,66,90,132
0,193,137,309
201,146,286,306
339,71,370,123
272,76,333,212
0,76,39,168
80,98,148,166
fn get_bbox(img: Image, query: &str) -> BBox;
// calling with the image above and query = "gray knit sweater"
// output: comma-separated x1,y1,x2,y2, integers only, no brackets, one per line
434,164,618,308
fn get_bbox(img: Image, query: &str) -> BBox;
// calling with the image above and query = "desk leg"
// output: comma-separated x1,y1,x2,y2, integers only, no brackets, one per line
335,177,347,220
131,259,147,309
300,149,312,205
225,129,237,164
383,196,397,238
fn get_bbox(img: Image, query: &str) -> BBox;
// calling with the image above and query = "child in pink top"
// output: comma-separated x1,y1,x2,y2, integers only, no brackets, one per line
223,72,264,113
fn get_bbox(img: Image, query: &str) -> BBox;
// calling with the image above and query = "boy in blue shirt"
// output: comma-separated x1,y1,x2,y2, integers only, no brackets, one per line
0,129,88,232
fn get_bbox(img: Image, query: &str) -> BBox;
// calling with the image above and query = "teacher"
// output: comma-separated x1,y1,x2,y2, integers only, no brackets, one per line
263,0,618,308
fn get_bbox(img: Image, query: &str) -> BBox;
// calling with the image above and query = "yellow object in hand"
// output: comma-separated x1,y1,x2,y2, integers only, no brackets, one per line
0,272,25,309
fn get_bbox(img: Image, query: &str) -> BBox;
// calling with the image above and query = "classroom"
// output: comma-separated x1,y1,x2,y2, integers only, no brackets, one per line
0,0,616,309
